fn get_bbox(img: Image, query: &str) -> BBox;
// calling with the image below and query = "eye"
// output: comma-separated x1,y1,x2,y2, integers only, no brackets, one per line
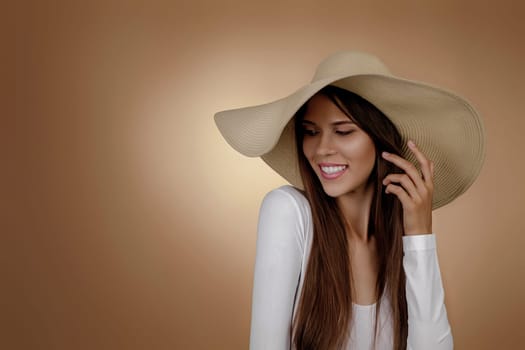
302,129,318,136
336,130,354,135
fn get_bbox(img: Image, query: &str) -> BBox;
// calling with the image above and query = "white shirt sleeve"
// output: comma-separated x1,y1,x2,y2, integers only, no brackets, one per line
249,188,305,350
403,233,454,349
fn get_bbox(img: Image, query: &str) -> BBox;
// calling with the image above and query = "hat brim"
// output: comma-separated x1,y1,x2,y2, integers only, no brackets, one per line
214,73,486,210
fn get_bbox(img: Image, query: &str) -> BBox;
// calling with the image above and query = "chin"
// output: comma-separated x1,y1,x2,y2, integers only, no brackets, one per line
319,182,352,198
319,176,373,198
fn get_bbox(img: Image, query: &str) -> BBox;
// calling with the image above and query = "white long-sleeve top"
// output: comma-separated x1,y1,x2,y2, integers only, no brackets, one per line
249,185,453,350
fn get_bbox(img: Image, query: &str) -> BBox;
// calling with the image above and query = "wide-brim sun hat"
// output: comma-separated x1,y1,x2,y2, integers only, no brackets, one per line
213,50,486,210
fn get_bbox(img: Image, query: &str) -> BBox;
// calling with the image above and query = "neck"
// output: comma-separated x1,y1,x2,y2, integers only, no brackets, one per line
336,181,375,243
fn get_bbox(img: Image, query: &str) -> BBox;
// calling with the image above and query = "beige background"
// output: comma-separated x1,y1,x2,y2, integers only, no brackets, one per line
10,0,525,349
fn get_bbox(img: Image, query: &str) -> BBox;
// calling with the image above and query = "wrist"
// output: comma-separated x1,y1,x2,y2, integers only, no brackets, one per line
404,232,432,236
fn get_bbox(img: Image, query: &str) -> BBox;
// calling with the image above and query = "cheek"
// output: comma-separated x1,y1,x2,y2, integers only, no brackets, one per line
362,142,377,168
340,137,376,162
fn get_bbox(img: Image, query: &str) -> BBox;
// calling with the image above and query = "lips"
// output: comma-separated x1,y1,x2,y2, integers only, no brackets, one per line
318,163,348,180
318,162,347,167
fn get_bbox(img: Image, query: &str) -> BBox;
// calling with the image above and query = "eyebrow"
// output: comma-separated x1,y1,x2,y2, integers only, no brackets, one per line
301,120,355,126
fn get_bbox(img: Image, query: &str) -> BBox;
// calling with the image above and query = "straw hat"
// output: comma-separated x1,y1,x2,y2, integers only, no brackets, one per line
214,50,486,209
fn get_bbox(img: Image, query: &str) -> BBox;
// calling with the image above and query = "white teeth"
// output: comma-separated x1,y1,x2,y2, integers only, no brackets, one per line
321,165,347,174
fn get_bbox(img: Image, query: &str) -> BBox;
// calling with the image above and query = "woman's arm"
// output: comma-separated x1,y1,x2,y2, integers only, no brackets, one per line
381,140,451,346
249,188,305,350
403,233,454,350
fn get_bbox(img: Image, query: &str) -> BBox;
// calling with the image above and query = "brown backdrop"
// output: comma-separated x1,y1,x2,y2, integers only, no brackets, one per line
10,0,525,349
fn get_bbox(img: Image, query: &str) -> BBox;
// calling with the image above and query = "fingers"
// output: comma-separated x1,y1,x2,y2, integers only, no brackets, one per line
384,182,411,204
381,140,434,236
381,140,434,191
383,173,421,201
407,140,434,187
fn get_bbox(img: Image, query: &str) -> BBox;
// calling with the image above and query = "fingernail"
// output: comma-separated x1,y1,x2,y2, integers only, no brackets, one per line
382,151,389,157
408,140,415,148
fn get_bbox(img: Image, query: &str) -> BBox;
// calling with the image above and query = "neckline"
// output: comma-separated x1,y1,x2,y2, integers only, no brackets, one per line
351,291,388,309
352,301,377,310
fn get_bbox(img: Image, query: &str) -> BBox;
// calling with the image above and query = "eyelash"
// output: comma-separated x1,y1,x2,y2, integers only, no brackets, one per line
302,130,354,136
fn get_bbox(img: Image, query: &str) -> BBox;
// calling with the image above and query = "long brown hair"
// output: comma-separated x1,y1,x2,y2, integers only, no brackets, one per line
291,85,408,349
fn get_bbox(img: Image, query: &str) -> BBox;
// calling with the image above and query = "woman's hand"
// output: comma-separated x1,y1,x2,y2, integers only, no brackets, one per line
381,140,435,236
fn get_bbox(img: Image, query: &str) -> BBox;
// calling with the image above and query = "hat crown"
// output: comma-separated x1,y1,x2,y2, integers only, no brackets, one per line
311,51,392,82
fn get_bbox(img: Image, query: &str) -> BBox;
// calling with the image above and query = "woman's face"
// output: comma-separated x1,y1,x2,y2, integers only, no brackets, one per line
301,93,377,198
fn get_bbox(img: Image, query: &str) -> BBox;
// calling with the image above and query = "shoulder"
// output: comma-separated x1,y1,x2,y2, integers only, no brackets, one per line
258,185,311,245
260,184,311,218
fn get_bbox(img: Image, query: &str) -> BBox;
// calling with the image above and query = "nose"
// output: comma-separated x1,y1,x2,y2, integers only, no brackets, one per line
316,132,336,156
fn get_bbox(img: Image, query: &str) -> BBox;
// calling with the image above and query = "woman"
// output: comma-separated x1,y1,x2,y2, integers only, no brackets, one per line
214,51,486,349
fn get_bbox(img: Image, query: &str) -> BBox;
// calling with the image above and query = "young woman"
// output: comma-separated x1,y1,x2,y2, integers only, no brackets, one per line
214,51,486,349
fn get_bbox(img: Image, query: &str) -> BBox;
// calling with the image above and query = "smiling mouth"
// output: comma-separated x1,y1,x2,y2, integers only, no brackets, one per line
319,165,348,179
